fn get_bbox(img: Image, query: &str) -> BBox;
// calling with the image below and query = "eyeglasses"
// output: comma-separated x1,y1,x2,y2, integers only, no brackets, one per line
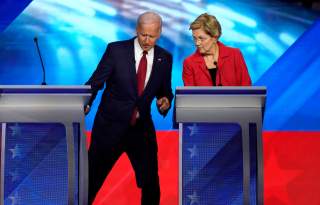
192,36,210,43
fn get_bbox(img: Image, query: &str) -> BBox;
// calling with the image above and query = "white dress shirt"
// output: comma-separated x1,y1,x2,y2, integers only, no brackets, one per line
134,38,154,88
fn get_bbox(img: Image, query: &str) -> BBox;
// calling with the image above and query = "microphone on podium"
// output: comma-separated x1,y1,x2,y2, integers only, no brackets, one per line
33,37,47,85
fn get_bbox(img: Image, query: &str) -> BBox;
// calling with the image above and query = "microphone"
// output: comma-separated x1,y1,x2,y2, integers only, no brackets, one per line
33,37,47,85
214,61,222,86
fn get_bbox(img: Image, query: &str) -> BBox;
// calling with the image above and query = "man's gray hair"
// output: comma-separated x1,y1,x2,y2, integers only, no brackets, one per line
137,11,163,28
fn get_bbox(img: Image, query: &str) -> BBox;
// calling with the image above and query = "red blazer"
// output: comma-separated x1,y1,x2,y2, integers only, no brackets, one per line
183,41,251,86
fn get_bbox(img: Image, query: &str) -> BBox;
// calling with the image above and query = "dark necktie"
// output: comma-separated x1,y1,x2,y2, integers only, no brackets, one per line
130,51,148,125
137,51,148,95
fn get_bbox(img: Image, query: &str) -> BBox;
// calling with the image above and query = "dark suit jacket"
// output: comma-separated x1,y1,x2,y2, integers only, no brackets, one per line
183,41,251,86
86,38,173,128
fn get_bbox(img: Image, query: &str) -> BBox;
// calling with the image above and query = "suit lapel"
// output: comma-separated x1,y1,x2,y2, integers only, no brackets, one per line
144,46,161,93
127,39,138,96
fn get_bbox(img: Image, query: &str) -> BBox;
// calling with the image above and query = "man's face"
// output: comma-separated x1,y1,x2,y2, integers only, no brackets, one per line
136,23,161,51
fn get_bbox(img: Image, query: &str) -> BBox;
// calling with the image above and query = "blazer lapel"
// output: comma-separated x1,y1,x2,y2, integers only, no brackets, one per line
217,41,230,71
194,51,211,80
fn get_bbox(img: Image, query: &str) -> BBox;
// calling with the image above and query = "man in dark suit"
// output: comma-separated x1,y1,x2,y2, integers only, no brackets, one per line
85,11,173,205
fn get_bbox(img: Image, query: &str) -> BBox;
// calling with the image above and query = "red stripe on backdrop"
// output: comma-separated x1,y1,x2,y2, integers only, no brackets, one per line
86,131,320,205
86,130,179,205
263,131,320,205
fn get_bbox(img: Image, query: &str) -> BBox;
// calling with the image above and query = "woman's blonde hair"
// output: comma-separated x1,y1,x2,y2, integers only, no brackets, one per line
189,13,221,39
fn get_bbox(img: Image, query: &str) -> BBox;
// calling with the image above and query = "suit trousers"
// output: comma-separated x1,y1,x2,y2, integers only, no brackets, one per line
88,113,160,205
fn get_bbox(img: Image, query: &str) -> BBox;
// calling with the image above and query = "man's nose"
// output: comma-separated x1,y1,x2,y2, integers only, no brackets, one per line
143,36,150,43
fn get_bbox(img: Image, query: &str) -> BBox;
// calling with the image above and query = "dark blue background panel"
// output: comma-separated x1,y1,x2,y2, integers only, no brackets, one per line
0,0,32,32
256,19,320,131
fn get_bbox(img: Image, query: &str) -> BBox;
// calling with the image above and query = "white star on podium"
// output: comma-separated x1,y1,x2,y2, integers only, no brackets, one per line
10,169,20,182
188,123,198,136
9,144,22,159
188,144,198,158
187,168,198,179
9,123,21,137
187,191,200,205
9,192,19,205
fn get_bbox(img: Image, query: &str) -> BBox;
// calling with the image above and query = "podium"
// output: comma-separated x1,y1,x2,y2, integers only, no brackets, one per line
175,86,266,205
0,86,91,205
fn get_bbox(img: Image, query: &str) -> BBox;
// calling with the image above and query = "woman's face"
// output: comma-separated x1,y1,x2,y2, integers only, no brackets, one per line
192,28,217,55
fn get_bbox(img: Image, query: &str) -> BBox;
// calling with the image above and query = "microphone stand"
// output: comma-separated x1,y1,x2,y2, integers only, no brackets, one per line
33,37,47,85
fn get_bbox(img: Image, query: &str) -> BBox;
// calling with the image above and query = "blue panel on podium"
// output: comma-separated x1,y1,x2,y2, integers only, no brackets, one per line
182,123,243,205
73,123,80,205
2,123,79,205
249,123,258,205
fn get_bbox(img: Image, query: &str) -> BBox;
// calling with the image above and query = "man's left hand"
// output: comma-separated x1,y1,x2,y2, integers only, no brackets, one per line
156,97,170,113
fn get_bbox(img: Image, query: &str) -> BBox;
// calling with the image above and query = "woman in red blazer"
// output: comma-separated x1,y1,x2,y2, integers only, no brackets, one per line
183,13,251,86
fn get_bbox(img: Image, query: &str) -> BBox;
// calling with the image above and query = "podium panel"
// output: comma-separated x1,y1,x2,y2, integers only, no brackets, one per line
2,123,74,204
0,86,90,205
175,86,266,205
182,123,243,204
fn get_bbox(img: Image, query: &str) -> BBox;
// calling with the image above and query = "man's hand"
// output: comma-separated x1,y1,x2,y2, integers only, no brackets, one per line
156,97,170,113
84,105,91,115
